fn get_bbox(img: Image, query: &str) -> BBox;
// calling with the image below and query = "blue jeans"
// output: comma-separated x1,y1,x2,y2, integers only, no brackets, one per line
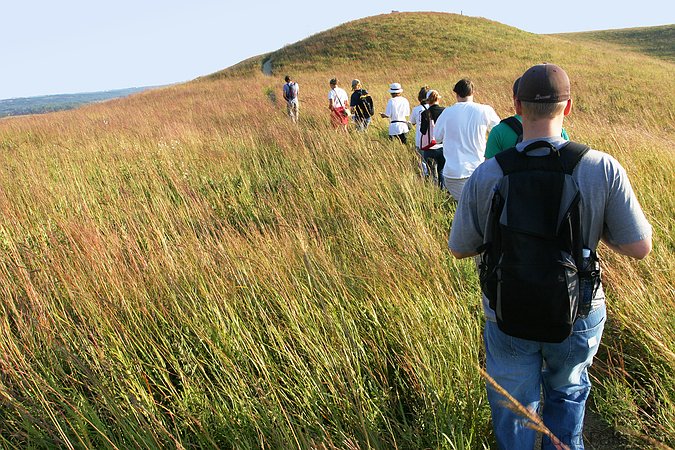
354,116,371,131
419,148,445,187
484,303,606,449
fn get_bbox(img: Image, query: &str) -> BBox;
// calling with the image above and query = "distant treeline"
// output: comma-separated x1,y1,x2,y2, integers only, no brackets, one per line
0,86,158,117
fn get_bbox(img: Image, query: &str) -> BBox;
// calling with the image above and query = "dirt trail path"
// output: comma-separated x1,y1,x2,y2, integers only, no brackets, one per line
262,57,273,76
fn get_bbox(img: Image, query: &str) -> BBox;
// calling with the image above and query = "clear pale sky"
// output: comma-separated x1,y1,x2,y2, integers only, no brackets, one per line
1,0,673,100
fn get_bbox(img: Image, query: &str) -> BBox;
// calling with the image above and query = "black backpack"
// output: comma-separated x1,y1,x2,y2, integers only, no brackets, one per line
420,105,437,150
500,116,523,143
478,141,590,343
357,89,374,117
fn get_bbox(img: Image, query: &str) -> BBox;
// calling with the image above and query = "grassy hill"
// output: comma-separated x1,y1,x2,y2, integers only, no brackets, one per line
555,24,675,63
0,12,673,449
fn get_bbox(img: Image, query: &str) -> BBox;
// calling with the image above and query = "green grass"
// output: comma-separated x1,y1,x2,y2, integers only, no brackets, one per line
0,12,673,449
555,24,675,63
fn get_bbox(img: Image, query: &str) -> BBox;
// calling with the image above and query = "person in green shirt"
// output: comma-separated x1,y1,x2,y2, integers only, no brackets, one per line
485,77,569,159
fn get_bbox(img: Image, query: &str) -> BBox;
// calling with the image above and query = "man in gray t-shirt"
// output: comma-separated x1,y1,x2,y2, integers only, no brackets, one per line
448,64,652,449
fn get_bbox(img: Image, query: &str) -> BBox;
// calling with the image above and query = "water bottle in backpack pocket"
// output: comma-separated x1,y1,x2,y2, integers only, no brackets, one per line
577,248,601,318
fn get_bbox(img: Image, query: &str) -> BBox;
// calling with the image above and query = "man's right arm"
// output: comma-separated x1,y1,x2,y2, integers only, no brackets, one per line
448,170,488,258
602,237,652,260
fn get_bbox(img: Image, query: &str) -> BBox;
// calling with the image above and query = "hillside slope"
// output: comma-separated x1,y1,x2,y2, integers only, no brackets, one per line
555,24,675,63
209,13,537,78
207,13,674,131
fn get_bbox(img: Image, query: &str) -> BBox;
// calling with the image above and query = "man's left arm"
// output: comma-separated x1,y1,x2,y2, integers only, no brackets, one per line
602,238,652,260
600,156,653,260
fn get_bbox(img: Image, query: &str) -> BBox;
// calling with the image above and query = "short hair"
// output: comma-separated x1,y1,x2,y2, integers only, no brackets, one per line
520,100,567,119
330,78,338,85
453,79,473,98
418,85,430,103
285,75,291,82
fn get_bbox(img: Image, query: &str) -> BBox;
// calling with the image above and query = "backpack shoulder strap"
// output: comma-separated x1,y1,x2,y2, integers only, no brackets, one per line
559,141,590,175
500,116,523,137
494,147,521,175
495,141,590,175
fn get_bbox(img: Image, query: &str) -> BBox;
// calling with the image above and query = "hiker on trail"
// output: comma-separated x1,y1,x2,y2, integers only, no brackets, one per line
410,86,431,176
434,78,500,200
380,83,411,144
485,76,569,158
328,78,350,132
283,75,299,123
448,63,652,449
410,86,430,149
350,79,375,131
419,90,445,187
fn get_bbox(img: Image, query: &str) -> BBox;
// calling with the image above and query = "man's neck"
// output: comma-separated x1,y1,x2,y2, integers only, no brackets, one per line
522,116,564,141
456,95,473,103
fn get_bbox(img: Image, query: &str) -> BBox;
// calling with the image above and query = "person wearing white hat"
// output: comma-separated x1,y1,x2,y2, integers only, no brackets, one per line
380,82,411,144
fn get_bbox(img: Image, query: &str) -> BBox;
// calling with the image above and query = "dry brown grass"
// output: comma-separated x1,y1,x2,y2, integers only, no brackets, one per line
0,12,672,449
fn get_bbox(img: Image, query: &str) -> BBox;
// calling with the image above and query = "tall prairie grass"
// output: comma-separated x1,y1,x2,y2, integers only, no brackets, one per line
0,12,673,449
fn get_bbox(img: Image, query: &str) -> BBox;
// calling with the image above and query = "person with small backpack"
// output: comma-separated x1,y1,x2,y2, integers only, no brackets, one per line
419,90,445,187
449,64,652,449
350,79,375,131
410,86,430,149
410,86,431,176
282,75,299,123
485,76,569,158
328,78,350,132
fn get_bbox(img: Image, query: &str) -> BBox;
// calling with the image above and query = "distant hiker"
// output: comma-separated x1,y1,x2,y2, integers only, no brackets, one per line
434,78,500,200
328,78,350,132
283,75,299,123
449,63,652,449
485,76,569,158
419,90,445,186
380,83,410,144
350,79,375,131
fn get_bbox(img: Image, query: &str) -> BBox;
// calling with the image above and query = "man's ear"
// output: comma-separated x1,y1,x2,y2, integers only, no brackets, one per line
515,99,522,115
563,98,572,116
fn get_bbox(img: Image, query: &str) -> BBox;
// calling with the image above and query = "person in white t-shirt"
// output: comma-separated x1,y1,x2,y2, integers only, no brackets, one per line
380,83,411,144
409,86,430,149
328,78,350,132
410,86,431,176
434,78,500,200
